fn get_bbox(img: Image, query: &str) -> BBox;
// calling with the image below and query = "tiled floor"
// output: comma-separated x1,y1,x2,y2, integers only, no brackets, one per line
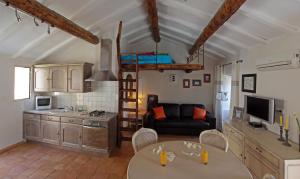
0,135,197,179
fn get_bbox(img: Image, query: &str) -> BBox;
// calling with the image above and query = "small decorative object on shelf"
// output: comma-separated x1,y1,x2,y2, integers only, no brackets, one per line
283,129,292,147
283,115,291,147
278,114,284,141
294,113,300,152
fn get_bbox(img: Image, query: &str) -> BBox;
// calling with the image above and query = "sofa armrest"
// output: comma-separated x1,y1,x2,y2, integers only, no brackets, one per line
206,112,216,129
143,112,155,129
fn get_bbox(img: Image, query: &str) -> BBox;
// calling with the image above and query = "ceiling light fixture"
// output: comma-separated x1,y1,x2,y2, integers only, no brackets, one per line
34,17,39,26
15,8,21,22
47,24,51,34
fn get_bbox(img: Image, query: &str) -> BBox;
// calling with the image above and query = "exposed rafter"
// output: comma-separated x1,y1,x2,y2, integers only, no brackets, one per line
2,0,99,44
13,0,97,59
160,31,226,59
159,23,237,56
189,0,246,55
160,0,267,44
159,13,248,49
145,0,160,42
34,1,142,61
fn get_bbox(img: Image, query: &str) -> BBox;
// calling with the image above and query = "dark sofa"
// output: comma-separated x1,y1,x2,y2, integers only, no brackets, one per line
144,103,216,136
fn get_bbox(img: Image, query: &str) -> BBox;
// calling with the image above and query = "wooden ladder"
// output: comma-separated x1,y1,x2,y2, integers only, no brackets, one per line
118,56,140,144
116,21,140,146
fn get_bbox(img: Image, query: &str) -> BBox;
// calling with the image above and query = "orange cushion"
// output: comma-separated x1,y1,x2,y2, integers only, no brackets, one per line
153,106,166,120
193,107,206,120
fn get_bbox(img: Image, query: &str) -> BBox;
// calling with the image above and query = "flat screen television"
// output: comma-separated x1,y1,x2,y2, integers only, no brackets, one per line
246,96,275,124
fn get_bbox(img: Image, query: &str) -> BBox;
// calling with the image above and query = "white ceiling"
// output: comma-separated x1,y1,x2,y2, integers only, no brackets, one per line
0,0,300,60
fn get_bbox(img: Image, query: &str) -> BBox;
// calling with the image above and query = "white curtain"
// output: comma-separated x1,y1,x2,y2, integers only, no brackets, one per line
214,62,239,131
229,61,241,119
214,65,223,130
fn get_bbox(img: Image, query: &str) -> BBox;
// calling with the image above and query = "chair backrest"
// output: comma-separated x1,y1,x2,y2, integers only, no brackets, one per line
199,129,229,152
263,174,276,179
132,128,158,153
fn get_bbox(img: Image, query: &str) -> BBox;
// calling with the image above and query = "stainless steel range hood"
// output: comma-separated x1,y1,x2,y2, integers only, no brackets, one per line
85,39,117,81
85,70,117,81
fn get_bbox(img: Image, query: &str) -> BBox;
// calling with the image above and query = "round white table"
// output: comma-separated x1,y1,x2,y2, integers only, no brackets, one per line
127,141,252,179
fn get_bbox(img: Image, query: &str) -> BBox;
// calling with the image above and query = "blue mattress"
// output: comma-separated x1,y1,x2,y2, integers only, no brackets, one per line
121,54,174,64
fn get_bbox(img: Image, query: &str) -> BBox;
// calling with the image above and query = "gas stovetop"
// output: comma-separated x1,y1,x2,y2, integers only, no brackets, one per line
89,110,105,117
83,110,116,127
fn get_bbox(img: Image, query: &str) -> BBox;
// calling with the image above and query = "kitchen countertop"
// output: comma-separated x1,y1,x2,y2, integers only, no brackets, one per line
24,109,117,122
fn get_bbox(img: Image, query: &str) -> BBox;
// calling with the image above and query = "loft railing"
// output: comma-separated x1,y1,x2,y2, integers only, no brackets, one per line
187,45,204,65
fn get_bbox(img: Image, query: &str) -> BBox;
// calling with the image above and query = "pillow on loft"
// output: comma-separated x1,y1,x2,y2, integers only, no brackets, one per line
153,106,166,120
193,107,206,121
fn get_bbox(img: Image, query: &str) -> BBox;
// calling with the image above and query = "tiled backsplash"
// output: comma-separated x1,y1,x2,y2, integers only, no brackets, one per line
48,82,118,112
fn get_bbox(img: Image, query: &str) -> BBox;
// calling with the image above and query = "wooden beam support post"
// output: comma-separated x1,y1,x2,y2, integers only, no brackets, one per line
145,0,160,43
4,0,99,44
189,0,246,55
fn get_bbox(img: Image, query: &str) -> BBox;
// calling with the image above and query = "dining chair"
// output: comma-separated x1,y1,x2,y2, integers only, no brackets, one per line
263,174,276,179
199,129,229,152
132,128,158,153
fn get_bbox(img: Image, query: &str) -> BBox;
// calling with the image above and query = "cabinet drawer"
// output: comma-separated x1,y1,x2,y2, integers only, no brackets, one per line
61,117,82,125
41,115,60,122
24,113,40,120
246,139,279,169
224,124,244,143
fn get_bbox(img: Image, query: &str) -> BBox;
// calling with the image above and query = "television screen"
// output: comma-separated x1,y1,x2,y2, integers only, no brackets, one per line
247,96,269,121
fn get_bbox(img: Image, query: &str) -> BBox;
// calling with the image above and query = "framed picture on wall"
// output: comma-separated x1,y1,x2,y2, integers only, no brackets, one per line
233,106,244,120
204,74,211,83
183,79,190,88
242,74,257,93
192,80,201,86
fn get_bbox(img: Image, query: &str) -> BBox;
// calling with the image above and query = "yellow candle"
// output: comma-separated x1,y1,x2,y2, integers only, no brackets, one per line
279,115,283,126
160,150,167,167
201,150,209,165
285,116,289,130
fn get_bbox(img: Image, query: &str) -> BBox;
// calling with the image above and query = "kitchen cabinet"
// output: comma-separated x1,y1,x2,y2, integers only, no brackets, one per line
224,123,245,162
23,112,116,156
41,120,60,145
67,64,93,93
225,121,300,179
61,123,82,149
24,114,41,141
34,67,49,92
244,144,278,179
49,66,68,92
82,126,108,152
33,63,93,93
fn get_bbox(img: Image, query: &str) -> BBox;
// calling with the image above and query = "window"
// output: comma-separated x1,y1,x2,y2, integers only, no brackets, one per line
14,67,30,100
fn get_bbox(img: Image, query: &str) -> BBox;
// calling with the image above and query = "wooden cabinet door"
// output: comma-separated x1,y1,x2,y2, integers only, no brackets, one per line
224,124,244,162
68,65,83,92
24,119,41,141
41,120,60,145
61,123,82,149
49,66,67,92
82,126,108,151
244,146,278,179
34,67,49,92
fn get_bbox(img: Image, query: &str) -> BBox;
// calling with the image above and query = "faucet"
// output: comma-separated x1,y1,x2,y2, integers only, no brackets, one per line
64,106,74,112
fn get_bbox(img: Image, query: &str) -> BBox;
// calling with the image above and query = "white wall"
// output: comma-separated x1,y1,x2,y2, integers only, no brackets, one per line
239,34,300,143
0,55,33,149
123,38,223,112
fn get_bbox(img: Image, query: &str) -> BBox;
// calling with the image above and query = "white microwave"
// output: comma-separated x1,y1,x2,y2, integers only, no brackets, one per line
36,96,52,110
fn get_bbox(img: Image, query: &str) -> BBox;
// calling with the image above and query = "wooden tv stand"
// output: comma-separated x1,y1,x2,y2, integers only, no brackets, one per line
224,120,300,179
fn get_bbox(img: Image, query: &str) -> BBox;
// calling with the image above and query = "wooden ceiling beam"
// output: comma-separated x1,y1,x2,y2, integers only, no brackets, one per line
3,0,99,44
189,0,246,55
145,0,160,43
